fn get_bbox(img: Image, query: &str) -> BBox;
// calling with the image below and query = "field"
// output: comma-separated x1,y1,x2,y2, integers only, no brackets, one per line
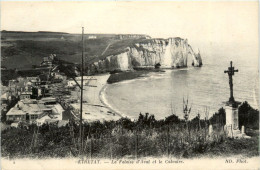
1,31,148,70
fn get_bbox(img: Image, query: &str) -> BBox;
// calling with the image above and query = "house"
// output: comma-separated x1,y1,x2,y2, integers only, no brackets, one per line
8,79,17,85
1,93,9,112
26,77,41,86
53,72,66,80
41,57,53,67
8,77,37,96
51,72,66,84
26,77,39,81
1,83,7,92
19,91,32,100
6,99,43,122
88,35,97,39
67,79,76,87
6,98,64,123
40,97,57,105
67,76,96,87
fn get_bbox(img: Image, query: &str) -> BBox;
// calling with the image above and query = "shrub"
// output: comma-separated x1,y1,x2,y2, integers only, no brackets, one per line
1,102,259,158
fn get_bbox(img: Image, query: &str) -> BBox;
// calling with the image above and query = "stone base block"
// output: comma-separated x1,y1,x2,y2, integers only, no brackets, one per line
234,133,251,139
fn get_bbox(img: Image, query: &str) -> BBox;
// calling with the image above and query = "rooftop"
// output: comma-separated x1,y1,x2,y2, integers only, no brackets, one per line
41,97,56,101
6,98,64,118
1,93,8,100
20,91,32,95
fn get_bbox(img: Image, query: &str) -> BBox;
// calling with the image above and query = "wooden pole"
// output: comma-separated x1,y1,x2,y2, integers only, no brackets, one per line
79,27,84,155
82,125,85,154
110,134,113,160
30,128,36,153
204,118,207,141
135,130,138,159
90,137,92,159
167,124,169,157
231,124,233,138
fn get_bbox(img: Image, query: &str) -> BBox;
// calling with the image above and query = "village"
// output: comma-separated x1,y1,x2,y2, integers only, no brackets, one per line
1,54,119,130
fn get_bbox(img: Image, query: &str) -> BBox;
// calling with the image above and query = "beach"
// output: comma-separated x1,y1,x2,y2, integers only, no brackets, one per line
70,73,122,122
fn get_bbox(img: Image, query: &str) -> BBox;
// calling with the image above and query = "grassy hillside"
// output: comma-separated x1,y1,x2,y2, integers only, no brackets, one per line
1,31,148,69
1,102,259,158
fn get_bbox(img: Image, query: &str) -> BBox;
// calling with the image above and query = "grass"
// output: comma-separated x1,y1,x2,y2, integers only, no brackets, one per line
1,121,258,159
1,105,259,159
1,31,178,70
201,129,259,158
1,31,148,70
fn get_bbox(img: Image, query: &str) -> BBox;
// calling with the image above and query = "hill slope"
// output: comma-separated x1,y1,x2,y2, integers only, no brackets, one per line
1,31,149,69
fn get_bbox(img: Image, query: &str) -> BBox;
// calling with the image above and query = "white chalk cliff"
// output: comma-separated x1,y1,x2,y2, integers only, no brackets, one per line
90,37,202,72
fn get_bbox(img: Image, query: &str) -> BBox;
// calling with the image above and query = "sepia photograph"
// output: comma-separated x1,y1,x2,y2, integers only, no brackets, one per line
1,1,259,169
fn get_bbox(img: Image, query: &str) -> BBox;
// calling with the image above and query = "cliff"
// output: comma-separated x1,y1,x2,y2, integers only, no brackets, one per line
89,37,202,73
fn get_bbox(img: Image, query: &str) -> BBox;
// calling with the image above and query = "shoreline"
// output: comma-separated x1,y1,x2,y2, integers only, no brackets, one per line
99,83,124,119
106,67,199,84
70,73,122,122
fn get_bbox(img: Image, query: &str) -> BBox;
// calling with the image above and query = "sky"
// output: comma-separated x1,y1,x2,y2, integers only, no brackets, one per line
1,1,259,55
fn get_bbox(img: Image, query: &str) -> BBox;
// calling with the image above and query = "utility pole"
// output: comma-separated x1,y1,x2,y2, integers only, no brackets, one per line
79,27,84,155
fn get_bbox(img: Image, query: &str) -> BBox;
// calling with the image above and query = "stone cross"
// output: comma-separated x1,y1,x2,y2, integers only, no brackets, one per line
224,61,238,103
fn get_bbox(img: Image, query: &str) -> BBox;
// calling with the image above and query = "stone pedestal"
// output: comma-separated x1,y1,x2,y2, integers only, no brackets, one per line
241,126,245,134
225,105,239,132
208,125,214,141
224,102,251,139
209,125,213,136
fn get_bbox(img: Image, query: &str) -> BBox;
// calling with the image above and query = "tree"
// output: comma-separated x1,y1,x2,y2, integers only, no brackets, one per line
238,101,251,128
165,114,180,124
137,113,156,128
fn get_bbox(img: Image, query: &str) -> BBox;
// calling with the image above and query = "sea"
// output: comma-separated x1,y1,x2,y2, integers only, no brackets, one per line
102,43,259,120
